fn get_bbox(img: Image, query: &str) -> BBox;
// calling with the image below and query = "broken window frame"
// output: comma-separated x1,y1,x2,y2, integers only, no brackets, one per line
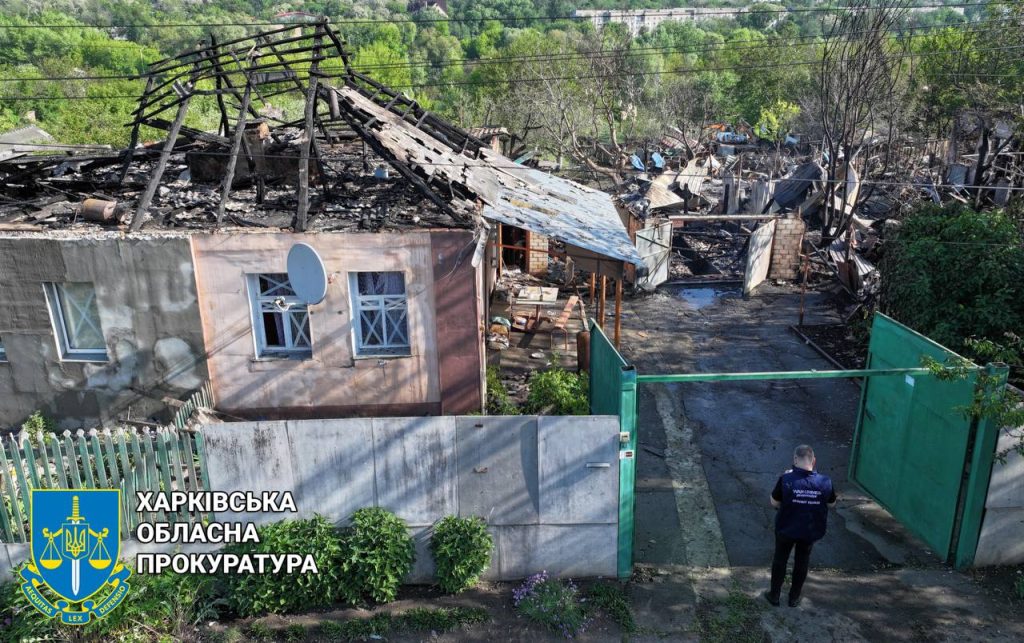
246,273,313,359
43,282,108,361
349,272,411,358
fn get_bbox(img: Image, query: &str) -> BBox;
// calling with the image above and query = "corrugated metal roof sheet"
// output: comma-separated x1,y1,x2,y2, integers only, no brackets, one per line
335,86,643,266
482,165,644,266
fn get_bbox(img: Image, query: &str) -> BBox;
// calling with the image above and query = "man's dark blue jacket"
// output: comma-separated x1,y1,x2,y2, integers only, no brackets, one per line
771,467,836,542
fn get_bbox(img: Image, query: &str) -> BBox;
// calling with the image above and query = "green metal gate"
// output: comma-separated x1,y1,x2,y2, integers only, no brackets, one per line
588,321,637,579
849,314,1007,567
591,312,1007,576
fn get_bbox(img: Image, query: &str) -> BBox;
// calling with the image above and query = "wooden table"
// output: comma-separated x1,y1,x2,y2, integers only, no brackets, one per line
511,286,560,331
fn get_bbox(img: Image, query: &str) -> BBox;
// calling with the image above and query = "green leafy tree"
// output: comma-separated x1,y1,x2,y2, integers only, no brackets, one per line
880,203,1024,366
755,99,800,140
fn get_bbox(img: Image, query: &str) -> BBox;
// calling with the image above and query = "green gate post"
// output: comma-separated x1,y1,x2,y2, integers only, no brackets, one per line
617,366,638,580
955,363,1011,569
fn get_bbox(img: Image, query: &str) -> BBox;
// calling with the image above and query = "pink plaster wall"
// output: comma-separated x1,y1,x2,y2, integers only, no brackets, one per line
191,231,454,417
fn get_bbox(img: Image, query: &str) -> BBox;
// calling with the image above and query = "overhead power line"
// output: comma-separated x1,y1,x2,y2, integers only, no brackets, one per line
0,17,1016,87
0,10,994,58
5,40,1022,101
0,1,996,30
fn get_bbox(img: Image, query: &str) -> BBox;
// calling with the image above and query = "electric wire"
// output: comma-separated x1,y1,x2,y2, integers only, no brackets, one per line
2,40,1022,101
0,2,1000,30
0,13,1008,74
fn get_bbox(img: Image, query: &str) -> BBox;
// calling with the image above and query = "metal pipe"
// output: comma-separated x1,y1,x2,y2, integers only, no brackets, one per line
588,273,596,314
637,368,943,383
614,277,623,348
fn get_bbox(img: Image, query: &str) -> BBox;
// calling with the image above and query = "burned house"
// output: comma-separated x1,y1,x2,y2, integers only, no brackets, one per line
0,22,642,428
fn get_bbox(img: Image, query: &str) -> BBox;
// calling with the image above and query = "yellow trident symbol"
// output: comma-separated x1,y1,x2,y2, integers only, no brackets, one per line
65,497,88,558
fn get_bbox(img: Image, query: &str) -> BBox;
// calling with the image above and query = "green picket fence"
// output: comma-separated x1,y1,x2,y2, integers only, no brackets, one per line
172,381,215,430
0,425,212,543
0,386,215,544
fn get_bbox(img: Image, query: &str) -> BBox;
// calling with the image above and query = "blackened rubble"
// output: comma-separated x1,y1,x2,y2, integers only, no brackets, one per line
0,138,454,233
0,20,642,271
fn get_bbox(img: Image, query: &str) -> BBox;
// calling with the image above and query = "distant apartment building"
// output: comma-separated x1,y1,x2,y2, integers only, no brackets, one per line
574,7,749,36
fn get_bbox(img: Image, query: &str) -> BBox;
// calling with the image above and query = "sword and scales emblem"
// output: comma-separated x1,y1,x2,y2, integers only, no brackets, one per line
37,495,112,597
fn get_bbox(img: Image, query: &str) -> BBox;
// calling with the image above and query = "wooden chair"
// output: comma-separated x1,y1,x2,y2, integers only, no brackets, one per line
548,295,579,350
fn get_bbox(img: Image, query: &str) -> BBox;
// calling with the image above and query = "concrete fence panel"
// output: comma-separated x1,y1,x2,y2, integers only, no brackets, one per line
973,426,1024,566
199,415,619,581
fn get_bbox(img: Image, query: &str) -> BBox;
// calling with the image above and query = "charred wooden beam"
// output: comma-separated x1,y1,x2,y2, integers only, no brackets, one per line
217,83,253,224
130,92,193,231
147,23,299,73
296,29,323,232
345,71,487,152
119,75,157,185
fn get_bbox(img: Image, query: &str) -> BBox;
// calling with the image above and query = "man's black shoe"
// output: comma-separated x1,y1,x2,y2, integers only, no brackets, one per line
763,591,780,606
788,595,801,607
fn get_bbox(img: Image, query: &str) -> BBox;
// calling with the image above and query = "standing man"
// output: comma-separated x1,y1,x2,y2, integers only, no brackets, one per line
765,444,836,607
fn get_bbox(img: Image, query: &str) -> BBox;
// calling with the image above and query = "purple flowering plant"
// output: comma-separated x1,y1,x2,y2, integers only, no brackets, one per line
512,571,591,638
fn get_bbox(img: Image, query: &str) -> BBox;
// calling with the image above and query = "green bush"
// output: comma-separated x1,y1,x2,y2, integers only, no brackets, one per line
1015,572,1024,601
525,367,589,415
221,515,346,616
21,410,55,434
1,564,220,642
339,507,415,605
880,203,1024,368
431,516,494,593
486,365,518,415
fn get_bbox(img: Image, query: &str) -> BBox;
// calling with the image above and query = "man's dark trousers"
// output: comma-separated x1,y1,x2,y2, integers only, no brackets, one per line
770,534,813,600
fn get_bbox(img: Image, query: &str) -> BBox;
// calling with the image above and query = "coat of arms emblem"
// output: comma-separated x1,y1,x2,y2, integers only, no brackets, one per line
21,489,131,625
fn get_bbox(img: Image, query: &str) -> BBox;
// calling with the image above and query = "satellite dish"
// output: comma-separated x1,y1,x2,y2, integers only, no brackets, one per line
286,243,328,305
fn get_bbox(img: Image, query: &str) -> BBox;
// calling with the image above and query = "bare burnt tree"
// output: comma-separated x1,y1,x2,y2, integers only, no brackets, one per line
817,0,910,239
547,30,651,181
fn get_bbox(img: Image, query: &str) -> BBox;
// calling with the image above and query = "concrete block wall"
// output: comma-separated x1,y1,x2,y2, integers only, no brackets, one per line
201,415,620,581
527,232,549,276
0,234,208,429
768,214,806,280
973,424,1024,566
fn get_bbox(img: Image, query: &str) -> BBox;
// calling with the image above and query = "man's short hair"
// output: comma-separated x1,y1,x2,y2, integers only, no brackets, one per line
793,444,815,461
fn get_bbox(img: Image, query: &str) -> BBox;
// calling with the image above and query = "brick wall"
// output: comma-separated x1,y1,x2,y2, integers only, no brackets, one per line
768,215,805,280
527,231,549,276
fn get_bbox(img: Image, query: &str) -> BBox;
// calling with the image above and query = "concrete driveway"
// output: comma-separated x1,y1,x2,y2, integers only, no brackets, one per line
621,283,908,569
615,283,1024,641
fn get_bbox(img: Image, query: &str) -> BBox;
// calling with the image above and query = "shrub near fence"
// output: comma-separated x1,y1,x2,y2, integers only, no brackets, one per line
0,425,212,543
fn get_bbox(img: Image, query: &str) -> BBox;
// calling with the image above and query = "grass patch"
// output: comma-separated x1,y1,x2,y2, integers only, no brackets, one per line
244,621,273,641
283,623,307,641
316,606,488,641
694,586,767,643
585,582,637,633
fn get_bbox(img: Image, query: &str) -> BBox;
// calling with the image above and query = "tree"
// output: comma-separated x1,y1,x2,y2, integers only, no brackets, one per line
880,202,1024,371
816,0,911,239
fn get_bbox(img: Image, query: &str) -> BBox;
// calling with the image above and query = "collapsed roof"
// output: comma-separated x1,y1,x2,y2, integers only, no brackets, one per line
0,21,643,266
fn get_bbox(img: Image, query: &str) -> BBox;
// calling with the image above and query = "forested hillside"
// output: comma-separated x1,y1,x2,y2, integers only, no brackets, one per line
0,0,1017,175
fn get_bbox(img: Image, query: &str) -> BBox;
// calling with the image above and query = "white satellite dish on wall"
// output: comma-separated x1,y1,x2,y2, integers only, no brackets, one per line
287,243,328,305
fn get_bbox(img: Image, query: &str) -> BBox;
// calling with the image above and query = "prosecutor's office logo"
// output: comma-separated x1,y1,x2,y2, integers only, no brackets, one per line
21,490,131,625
